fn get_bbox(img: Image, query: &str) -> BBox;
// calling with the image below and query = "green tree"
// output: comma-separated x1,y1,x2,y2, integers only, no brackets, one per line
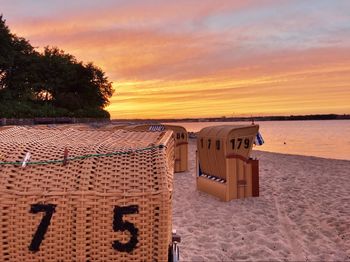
0,15,114,118
38,47,114,116
0,15,39,99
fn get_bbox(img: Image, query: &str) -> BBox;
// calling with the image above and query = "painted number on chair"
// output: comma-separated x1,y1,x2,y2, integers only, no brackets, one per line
27,204,140,254
29,204,56,252
230,138,250,150
113,205,139,253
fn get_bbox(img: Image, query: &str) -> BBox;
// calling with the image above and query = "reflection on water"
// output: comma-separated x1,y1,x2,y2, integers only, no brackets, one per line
163,120,350,161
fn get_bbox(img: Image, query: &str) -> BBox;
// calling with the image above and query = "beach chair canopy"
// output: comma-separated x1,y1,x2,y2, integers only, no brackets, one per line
197,125,259,179
198,125,259,159
125,124,188,172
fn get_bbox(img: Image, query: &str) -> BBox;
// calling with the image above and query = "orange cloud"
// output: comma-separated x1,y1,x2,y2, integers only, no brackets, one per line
4,0,350,118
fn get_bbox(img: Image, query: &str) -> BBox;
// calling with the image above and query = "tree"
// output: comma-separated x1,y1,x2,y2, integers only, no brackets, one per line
0,15,39,99
38,47,114,115
0,15,114,118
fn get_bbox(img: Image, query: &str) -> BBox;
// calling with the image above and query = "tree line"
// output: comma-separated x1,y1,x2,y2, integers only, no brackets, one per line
0,15,114,118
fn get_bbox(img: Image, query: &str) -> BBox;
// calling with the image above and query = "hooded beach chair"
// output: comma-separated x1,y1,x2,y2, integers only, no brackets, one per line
0,126,178,261
196,125,260,201
125,124,188,173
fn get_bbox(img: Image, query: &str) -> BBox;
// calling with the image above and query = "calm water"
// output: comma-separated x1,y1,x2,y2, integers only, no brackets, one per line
163,120,350,161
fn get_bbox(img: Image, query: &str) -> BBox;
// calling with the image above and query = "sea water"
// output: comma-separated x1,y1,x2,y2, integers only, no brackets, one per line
163,120,350,161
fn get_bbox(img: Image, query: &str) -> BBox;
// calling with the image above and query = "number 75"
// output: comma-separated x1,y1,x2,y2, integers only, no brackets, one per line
29,204,139,253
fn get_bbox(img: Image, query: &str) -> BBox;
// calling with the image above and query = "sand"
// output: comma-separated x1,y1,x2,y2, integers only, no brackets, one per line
173,140,350,261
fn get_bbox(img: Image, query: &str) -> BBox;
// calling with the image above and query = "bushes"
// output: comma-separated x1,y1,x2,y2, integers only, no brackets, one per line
0,101,110,118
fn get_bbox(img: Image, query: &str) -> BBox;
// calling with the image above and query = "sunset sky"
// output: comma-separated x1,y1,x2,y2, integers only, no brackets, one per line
2,0,350,119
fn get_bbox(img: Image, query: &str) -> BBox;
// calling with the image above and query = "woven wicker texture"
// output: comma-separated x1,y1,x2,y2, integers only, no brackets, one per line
125,124,188,173
0,126,174,262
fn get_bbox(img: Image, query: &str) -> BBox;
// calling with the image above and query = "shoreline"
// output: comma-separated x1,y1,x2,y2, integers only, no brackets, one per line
173,140,350,261
191,136,350,162
253,149,350,162
1,124,348,162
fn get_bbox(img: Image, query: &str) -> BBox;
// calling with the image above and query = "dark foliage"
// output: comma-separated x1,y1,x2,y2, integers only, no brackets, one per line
0,15,114,118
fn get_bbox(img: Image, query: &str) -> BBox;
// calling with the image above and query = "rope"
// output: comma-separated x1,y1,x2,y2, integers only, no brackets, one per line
0,144,165,166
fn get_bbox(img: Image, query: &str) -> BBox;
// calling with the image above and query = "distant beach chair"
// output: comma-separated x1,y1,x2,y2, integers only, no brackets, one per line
196,125,260,201
125,124,189,173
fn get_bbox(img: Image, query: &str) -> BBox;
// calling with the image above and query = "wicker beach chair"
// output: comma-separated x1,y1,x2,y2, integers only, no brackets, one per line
0,126,178,261
196,125,260,201
125,124,188,173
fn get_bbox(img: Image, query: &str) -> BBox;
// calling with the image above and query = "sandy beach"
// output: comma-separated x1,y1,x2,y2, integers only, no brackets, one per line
173,140,350,261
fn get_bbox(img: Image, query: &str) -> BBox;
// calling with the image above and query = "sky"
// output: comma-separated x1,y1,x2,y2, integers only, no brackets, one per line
1,0,350,119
